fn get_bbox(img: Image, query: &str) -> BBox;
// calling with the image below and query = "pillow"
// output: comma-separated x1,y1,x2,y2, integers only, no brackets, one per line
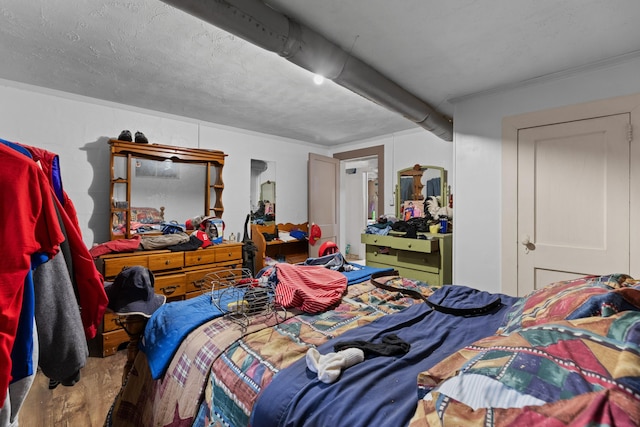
411,311,640,426
497,274,640,335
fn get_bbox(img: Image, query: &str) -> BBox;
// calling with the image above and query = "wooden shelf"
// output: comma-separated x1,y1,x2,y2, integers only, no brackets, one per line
251,222,309,271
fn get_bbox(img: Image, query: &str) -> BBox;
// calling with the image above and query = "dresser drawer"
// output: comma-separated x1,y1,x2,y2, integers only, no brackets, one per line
103,310,122,333
365,248,440,273
185,263,245,293
154,273,186,297
148,252,184,271
214,244,242,262
367,260,442,285
101,328,130,357
103,255,149,278
184,248,217,266
185,269,211,294
361,234,438,253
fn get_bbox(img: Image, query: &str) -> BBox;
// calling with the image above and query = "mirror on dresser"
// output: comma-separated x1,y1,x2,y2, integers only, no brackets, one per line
109,139,227,240
250,159,276,222
396,164,447,220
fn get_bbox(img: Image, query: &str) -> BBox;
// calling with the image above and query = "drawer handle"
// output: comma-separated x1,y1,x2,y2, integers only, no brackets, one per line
192,280,204,289
165,260,171,265
197,256,202,261
161,286,178,295
407,243,412,248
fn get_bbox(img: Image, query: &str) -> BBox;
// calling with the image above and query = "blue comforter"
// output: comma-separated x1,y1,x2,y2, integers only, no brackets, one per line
250,285,518,427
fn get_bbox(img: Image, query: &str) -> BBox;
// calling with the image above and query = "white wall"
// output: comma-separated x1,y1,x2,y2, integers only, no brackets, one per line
453,56,640,293
0,80,328,248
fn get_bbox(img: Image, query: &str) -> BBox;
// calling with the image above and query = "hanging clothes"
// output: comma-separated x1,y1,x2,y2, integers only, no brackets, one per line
20,144,108,339
0,143,64,406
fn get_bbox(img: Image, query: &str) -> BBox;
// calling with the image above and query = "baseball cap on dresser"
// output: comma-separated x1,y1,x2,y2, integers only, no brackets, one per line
105,266,166,317
195,230,212,248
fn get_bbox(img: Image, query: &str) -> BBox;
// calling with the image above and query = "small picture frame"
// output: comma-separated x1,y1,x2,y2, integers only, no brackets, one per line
402,200,423,220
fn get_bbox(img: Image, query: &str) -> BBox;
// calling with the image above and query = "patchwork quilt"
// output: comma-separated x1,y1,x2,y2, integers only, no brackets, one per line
105,273,640,427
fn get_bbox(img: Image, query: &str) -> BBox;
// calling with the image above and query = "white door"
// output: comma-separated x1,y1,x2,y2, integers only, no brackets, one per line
308,153,340,258
517,114,630,295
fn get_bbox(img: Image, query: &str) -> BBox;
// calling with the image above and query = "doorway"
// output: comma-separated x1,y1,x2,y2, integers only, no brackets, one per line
342,156,378,261
333,146,384,261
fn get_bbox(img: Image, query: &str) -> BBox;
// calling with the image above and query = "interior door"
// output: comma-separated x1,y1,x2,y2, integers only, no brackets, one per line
517,113,630,296
308,153,340,257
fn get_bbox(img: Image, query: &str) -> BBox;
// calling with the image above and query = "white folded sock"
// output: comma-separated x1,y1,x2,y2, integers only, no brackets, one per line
306,347,365,383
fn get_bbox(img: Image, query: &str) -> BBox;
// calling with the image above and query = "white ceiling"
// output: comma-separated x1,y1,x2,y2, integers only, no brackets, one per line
2,0,640,146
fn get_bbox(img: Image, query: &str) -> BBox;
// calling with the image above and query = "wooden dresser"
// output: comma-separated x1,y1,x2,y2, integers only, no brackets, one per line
361,232,452,286
94,242,243,356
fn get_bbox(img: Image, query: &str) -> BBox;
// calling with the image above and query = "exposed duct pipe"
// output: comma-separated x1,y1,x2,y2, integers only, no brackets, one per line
160,0,453,141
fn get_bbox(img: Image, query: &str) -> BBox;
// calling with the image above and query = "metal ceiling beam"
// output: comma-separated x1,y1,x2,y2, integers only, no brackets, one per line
160,0,453,141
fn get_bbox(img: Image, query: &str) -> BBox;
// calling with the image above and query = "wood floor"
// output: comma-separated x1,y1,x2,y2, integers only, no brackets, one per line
18,349,127,427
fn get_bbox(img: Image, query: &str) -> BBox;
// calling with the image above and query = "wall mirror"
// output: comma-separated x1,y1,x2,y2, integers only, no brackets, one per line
109,139,226,239
396,164,447,220
251,159,276,222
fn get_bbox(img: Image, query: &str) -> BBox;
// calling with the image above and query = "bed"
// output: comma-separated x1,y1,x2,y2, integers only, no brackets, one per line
105,267,640,427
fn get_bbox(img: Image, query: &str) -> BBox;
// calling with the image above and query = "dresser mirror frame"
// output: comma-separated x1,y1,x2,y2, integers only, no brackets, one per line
109,139,226,240
396,164,447,219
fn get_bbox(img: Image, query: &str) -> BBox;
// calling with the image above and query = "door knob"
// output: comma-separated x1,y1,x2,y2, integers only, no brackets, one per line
520,234,534,253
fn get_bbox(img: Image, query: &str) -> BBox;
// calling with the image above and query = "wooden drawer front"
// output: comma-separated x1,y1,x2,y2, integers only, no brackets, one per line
184,249,217,266
187,264,245,292
185,269,211,294
148,252,184,272
361,234,437,253
185,290,203,300
103,310,122,333
205,266,245,290
154,274,186,297
102,328,130,357
396,267,441,285
366,260,442,286
215,245,242,263
215,265,244,289
366,249,438,270
103,255,149,278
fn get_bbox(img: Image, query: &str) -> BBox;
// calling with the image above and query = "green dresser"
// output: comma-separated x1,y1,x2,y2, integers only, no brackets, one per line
361,232,452,286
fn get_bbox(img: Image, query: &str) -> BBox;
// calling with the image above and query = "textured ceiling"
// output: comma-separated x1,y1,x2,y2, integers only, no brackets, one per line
1,0,640,145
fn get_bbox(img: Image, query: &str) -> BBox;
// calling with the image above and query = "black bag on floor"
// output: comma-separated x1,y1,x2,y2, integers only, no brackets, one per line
242,214,257,275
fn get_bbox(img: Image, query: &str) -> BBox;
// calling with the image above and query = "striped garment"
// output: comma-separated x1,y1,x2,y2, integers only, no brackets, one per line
274,263,347,313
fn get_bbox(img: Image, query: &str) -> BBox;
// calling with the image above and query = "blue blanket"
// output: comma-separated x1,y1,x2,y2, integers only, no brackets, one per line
139,289,243,379
250,285,518,427
343,264,394,285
